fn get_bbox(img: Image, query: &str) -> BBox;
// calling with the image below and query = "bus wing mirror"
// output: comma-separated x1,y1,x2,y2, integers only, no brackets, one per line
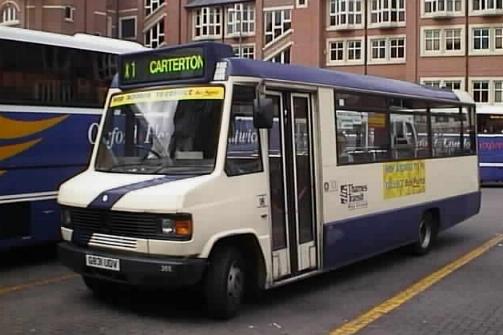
253,94,273,129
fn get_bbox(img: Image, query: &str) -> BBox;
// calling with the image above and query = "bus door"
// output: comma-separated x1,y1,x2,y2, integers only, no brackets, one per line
267,91,317,280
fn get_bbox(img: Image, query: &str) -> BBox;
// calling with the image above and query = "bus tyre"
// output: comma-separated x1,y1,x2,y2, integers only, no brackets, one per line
204,246,245,319
410,212,435,255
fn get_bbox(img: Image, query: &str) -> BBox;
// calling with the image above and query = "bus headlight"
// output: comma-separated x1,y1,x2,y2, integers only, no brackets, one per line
160,215,192,240
61,208,72,228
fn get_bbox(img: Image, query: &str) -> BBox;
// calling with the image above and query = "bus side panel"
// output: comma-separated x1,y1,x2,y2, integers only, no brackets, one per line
323,191,480,270
478,136,503,183
0,110,99,247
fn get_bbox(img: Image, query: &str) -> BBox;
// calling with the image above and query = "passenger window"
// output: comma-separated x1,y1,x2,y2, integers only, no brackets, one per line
335,92,390,164
462,107,476,155
225,85,263,176
390,114,430,159
430,107,463,157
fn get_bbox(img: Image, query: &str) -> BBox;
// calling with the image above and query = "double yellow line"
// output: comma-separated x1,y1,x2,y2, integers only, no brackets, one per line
330,234,503,335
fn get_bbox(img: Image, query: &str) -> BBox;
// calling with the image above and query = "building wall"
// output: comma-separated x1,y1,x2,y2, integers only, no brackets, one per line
0,0,144,44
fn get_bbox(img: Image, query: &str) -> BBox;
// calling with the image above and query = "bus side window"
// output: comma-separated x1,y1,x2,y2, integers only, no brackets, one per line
225,86,263,176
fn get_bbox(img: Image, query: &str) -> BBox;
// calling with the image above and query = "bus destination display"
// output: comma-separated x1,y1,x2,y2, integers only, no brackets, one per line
120,47,205,85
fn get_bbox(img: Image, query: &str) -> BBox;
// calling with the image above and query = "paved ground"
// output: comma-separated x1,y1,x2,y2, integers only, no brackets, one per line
0,187,502,335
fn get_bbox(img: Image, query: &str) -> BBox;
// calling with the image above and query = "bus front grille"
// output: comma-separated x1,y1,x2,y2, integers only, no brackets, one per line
69,207,162,240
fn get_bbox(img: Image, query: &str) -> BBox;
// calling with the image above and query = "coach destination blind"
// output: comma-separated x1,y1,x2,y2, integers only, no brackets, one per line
118,43,234,87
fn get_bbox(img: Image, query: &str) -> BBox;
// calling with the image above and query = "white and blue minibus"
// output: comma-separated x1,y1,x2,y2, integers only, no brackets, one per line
57,42,480,319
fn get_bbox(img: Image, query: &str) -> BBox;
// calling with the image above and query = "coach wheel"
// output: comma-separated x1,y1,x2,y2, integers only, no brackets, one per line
410,212,435,255
204,246,245,319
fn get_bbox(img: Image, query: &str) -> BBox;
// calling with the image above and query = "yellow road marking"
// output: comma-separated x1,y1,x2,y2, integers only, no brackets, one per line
330,234,503,335
0,273,78,297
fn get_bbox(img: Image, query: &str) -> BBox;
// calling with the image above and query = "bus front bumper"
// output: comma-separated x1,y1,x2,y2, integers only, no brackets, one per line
58,242,207,287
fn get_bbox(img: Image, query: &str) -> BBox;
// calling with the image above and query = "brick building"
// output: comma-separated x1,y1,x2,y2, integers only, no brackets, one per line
0,0,146,45
161,0,503,106
1,0,503,105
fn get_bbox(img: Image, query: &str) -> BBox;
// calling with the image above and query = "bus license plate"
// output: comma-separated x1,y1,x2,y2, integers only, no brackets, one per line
85,255,120,271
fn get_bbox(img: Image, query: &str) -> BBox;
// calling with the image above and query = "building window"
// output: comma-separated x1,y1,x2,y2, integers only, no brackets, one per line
425,29,441,51
145,0,165,16
422,26,465,56
369,36,406,63
327,38,364,65
470,26,503,54
348,40,362,60
119,17,137,39
297,0,308,8
267,46,291,64
470,79,503,103
390,38,405,58
472,81,490,102
474,28,490,49
264,8,291,45
330,41,344,61
328,0,363,29
421,78,464,90
424,0,462,14
473,0,503,11
495,81,503,103
371,39,386,59
227,3,255,37
64,6,75,21
233,44,255,59
194,7,222,39
145,19,165,48
0,3,18,25
369,0,405,26
445,29,462,50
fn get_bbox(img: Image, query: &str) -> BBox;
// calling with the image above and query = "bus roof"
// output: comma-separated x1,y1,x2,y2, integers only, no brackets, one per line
0,26,145,54
226,58,463,104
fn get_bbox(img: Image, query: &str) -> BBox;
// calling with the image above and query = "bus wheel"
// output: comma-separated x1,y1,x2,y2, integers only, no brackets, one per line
204,246,245,319
410,212,435,255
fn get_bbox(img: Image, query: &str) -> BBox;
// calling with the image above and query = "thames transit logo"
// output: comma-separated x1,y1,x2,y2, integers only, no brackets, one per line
340,183,368,210
0,114,68,176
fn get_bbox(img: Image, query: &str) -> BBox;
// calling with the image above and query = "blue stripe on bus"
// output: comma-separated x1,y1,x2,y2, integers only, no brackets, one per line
323,191,481,270
87,175,194,210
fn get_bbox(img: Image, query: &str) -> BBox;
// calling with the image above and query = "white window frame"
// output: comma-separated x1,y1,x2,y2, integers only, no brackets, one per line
420,77,465,91
232,43,256,59
226,3,255,38
421,25,465,57
327,0,364,31
296,0,308,9
469,0,503,15
470,77,503,104
264,41,293,64
367,35,406,64
263,7,293,48
0,2,19,26
64,6,75,22
368,0,406,29
119,16,137,39
193,6,222,40
145,0,166,17
144,16,165,48
326,37,365,66
421,0,464,18
469,24,503,55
